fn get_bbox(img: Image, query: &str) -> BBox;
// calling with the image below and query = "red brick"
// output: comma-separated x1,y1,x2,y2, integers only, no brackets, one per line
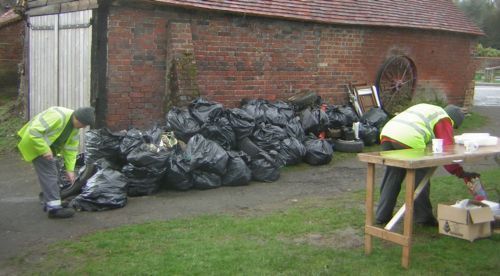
103,5,478,130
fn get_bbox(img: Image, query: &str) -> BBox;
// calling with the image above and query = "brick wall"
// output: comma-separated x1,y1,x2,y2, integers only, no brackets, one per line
106,7,168,130
105,6,478,129
0,19,23,96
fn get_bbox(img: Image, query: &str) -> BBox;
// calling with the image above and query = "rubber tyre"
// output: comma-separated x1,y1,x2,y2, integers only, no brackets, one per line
60,163,95,199
287,91,318,108
333,139,364,153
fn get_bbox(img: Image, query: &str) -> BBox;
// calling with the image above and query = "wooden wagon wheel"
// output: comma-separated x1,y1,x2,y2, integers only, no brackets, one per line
375,56,417,115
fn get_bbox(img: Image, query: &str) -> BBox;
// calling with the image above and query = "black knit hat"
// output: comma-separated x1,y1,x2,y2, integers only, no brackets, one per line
444,105,464,129
74,107,95,126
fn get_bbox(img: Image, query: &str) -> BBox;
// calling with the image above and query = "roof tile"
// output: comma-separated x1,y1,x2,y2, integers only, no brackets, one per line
151,0,483,35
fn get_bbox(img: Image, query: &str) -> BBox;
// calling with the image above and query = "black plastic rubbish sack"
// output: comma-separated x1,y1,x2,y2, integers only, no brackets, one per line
163,153,193,191
358,123,379,146
286,116,306,142
278,137,306,166
222,151,252,186
123,142,169,196
361,107,388,129
241,99,267,124
191,170,222,190
338,105,359,127
261,101,294,127
199,117,236,150
271,101,295,121
166,107,201,143
122,163,166,196
326,105,348,128
250,151,280,182
127,143,171,169
304,136,333,165
120,128,145,157
70,160,128,211
251,123,287,152
186,134,229,175
120,126,163,158
189,97,224,124
146,126,164,145
84,128,125,165
236,136,264,159
226,108,255,140
300,107,329,134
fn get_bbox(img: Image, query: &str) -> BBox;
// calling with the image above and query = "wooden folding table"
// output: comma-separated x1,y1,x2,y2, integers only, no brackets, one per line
358,143,500,268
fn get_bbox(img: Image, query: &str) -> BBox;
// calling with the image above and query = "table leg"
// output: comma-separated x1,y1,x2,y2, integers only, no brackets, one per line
402,169,416,269
365,163,375,255
385,167,437,231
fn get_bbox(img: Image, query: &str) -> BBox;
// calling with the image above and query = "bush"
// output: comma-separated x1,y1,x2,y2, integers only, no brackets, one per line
412,84,448,107
476,43,500,57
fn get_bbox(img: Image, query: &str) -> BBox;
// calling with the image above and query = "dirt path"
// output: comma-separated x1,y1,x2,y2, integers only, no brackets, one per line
1,106,499,267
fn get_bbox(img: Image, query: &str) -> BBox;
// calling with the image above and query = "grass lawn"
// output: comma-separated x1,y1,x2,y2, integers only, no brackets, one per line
7,169,499,275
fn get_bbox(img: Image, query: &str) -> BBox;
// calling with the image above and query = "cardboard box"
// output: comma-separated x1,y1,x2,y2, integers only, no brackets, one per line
437,201,494,242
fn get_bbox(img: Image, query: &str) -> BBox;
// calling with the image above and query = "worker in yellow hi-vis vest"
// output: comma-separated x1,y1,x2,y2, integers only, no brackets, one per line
17,106,95,219
375,104,481,227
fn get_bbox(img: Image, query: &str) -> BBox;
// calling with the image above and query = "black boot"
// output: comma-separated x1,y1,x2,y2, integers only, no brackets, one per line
416,217,438,227
48,207,75,219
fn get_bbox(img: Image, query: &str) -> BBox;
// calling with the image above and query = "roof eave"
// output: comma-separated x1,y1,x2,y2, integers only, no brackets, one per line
0,10,23,28
147,0,484,37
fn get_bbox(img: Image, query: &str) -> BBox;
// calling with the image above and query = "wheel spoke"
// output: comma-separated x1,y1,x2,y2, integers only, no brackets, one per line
401,67,408,80
376,56,416,115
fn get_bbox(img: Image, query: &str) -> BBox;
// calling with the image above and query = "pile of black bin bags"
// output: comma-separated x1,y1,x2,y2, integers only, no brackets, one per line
71,97,387,211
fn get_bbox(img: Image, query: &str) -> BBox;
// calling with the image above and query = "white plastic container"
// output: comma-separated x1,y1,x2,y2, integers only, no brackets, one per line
454,133,498,146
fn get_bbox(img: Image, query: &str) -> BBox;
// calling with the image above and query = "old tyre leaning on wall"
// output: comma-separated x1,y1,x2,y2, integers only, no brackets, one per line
375,56,417,116
287,91,319,110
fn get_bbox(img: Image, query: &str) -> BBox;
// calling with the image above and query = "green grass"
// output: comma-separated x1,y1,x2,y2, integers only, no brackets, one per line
456,111,488,134
7,169,499,275
0,95,24,154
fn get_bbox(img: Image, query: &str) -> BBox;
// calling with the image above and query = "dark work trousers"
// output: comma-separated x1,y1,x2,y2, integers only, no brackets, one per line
32,156,62,210
375,141,435,224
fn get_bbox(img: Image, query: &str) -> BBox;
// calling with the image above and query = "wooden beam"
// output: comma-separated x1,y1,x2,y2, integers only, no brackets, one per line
365,225,410,246
364,163,375,255
26,5,61,16
401,169,416,269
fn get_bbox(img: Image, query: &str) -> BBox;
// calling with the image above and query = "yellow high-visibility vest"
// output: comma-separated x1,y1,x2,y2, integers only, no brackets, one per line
380,104,451,149
17,107,80,171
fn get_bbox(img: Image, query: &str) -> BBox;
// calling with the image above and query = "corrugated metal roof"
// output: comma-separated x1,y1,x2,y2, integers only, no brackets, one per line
151,0,483,35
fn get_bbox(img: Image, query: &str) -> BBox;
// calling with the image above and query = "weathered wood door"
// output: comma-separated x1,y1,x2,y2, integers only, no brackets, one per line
28,10,92,118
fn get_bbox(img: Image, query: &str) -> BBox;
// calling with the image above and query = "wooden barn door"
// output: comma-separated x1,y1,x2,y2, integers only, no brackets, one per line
28,10,92,118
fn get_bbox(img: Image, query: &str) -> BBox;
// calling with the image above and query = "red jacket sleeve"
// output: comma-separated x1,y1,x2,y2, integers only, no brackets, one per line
434,118,464,177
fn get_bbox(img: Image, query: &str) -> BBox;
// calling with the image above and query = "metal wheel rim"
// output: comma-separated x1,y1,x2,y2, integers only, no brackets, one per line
375,56,417,115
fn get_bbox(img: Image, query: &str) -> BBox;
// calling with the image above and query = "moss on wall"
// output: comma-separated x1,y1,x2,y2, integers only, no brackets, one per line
165,51,200,111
